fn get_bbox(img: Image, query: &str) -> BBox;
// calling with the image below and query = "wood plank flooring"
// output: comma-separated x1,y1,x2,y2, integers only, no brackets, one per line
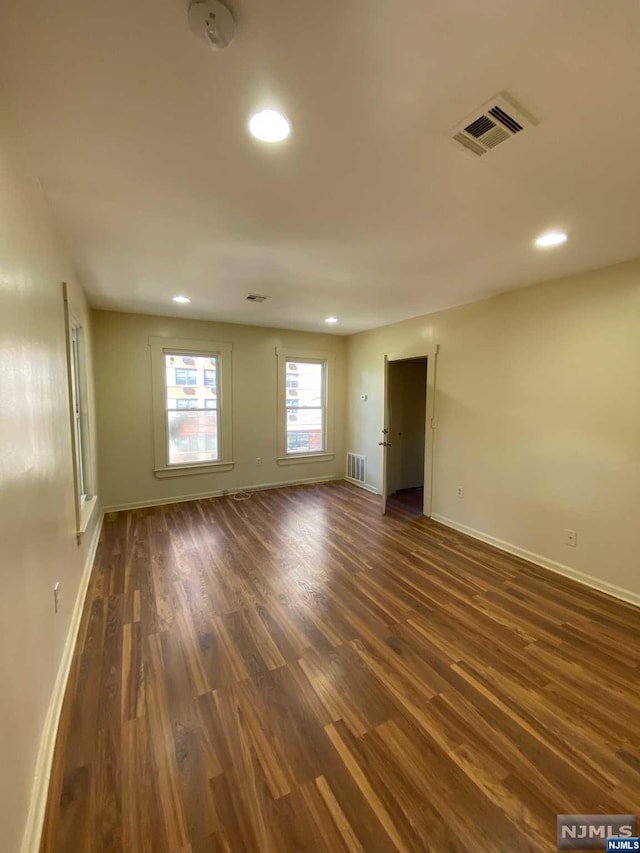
41,481,640,852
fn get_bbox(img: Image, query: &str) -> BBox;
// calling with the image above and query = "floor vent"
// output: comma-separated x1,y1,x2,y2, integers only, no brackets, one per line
451,92,537,157
346,453,366,483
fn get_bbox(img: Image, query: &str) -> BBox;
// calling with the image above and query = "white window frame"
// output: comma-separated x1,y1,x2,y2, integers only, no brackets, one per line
63,283,97,537
149,336,233,478
276,347,335,465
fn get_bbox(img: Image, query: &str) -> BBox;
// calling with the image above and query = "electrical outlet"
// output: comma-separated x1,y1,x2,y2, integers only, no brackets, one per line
256,457,262,466
53,582,60,613
456,486,464,498
565,529,577,547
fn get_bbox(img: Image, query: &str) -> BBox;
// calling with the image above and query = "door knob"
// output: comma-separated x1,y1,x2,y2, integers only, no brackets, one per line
378,441,392,447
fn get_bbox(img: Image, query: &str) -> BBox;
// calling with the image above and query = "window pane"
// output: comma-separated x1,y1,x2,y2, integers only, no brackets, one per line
167,410,218,465
287,362,322,404
164,353,220,465
285,361,324,453
286,414,324,452
165,354,219,417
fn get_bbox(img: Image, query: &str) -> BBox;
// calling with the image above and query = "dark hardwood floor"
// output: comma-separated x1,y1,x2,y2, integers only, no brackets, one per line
41,481,640,852
386,487,424,516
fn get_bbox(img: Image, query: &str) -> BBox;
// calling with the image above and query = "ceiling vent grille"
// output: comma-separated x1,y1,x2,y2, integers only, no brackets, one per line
451,92,537,157
246,293,269,302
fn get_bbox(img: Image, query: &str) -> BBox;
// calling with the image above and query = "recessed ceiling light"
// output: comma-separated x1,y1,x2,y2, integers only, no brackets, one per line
248,109,291,143
173,295,190,303
535,230,568,248
325,317,338,324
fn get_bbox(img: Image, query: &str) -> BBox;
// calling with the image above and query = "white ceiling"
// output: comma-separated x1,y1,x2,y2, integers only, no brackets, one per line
1,0,640,334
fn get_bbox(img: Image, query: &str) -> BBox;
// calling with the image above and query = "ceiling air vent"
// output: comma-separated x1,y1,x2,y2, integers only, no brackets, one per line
451,92,537,157
246,293,269,302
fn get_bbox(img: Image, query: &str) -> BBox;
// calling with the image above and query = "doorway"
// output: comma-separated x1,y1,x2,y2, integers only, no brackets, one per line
380,345,437,516
385,358,427,515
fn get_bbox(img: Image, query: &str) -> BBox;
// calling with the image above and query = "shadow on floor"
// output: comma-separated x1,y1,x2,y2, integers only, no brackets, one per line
386,486,424,516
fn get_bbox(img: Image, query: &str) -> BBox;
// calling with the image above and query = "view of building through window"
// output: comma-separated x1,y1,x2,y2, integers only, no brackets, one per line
286,360,324,454
165,353,219,464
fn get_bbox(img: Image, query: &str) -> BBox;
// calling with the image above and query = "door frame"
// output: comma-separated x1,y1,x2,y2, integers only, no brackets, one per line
382,343,438,516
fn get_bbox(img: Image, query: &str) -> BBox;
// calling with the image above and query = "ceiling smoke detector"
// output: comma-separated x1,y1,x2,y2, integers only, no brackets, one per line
187,0,236,51
245,293,269,303
451,92,538,157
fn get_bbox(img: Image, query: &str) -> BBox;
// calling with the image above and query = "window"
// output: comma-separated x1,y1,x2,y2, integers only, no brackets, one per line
63,283,96,536
276,347,335,464
165,353,219,465
285,360,324,453
174,367,198,386
150,336,233,477
70,327,86,501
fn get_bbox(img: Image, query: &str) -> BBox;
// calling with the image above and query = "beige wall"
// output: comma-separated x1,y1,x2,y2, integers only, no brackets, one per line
93,311,347,509
348,258,640,598
0,89,100,851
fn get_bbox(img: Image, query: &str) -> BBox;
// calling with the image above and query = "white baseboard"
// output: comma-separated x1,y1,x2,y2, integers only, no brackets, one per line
20,510,104,853
343,477,379,495
103,475,343,514
431,513,640,609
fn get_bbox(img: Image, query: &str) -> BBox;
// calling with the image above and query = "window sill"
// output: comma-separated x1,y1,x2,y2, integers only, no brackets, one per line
277,453,335,466
155,461,235,479
78,495,98,537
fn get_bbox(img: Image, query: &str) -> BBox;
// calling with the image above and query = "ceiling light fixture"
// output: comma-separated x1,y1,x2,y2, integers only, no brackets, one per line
535,230,568,248
173,295,191,303
325,317,338,324
248,110,291,143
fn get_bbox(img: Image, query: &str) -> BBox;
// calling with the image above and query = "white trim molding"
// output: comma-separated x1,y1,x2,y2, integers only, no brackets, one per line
431,513,640,609
343,477,379,495
20,511,104,853
103,475,342,514
276,453,335,466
